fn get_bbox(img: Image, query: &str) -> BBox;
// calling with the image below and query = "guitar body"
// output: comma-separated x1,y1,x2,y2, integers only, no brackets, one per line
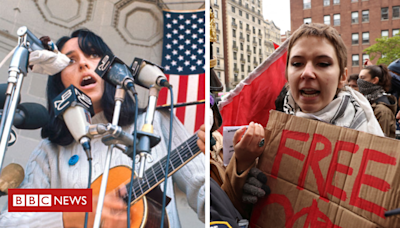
91,166,170,228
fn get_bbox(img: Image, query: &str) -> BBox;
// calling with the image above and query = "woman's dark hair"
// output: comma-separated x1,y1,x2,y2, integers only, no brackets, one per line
363,64,392,92
41,29,138,146
348,73,359,82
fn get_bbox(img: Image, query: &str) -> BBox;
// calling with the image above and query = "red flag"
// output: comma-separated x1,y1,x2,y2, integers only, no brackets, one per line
273,41,280,50
218,39,288,130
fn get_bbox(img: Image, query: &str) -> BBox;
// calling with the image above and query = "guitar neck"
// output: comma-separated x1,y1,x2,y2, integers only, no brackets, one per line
124,134,201,204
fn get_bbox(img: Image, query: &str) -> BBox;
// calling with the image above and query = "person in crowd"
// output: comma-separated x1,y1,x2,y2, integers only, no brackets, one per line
347,73,359,91
388,59,400,135
358,65,397,138
0,29,205,228
221,23,385,220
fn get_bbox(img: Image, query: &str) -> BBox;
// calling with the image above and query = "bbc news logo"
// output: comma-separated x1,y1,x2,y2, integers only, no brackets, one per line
8,189,92,212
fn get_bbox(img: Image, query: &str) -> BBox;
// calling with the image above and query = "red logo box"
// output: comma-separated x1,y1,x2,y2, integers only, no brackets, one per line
8,189,92,212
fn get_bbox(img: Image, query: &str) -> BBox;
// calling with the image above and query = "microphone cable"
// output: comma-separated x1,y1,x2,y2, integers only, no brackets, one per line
160,85,174,228
126,92,139,228
83,142,92,228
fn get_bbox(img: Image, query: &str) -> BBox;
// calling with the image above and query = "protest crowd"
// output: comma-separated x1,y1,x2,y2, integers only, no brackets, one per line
205,20,400,228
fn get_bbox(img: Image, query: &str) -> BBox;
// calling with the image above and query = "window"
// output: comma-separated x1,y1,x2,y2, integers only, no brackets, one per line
303,0,311,9
334,14,340,26
393,6,400,18
382,30,389,37
239,10,242,16
246,3,249,9
247,34,250,42
324,0,330,6
239,21,242,29
248,65,251,72
231,6,235,13
241,64,244,71
216,47,220,54
333,0,340,4
382,7,389,20
233,29,236,37
351,0,357,2
258,19,261,25
218,72,221,79
324,15,330,25
252,7,255,12
242,75,244,79
240,43,243,50
234,74,237,82
363,54,369,64
393,29,400,36
352,55,359,66
362,10,369,23
217,60,220,66
259,58,262,63
362,32,369,44
247,55,250,62
352,33,359,45
214,0,217,5
246,13,249,19
352,12,358,24
215,10,219,19
304,18,312,24
253,47,256,54
259,39,261,45
233,52,237,60
233,40,236,47
252,16,255,22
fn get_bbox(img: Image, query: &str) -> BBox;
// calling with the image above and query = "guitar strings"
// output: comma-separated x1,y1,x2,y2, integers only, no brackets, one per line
125,134,200,202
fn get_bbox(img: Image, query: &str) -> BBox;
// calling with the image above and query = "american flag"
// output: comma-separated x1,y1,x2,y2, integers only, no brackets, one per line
157,9,205,134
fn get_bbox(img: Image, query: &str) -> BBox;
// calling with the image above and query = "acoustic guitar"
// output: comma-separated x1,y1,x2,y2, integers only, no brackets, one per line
90,134,201,228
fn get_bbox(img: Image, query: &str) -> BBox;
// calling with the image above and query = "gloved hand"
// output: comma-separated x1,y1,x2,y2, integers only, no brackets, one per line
242,167,271,204
29,49,70,75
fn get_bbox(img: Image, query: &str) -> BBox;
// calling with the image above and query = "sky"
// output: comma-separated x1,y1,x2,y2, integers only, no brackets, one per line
262,0,291,34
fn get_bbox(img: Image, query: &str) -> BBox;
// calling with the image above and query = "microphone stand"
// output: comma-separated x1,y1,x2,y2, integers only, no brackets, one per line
0,27,31,170
93,85,125,228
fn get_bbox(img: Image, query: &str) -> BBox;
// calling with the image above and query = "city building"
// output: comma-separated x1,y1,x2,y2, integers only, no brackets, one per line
212,0,281,91
291,0,400,74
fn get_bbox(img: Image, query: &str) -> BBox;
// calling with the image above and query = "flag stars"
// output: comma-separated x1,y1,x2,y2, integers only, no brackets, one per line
179,34,185,40
166,44,172,49
191,54,196,60
179,25,185,30
196,59,202,65
172,19,178,24
198,28,204,34
185,19,191,25
197,49,203,54
185,29,191,35
172,50,178,55
178,55,184,61
185,50,191,55
184,61,190,66
191,44,197,49
165,54,171,60
178,45,184,50
166,33,172,38
164,65,170,71
173,29,178,34
185,39,191,45
198,18,204,23
166,13,171,18
191,14,197,19
172,39,178,45
191,24,198,29
166,23,172,29
171,60,177,66
190,65,196,71
198,38,204,44
177,66,183,72
192,34,198,39
179,15,184,20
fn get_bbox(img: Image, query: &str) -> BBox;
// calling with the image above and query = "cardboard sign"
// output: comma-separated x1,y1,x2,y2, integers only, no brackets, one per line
251,110,400,228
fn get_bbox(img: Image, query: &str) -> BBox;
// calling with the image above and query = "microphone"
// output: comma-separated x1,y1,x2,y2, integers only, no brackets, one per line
0,163,24,196
130,58,171,88
52,85,94,158
95,53,135,93
0,83,22,108
0,102,50,130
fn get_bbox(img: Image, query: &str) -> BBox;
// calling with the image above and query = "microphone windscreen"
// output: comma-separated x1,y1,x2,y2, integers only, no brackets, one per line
0,83,21,109
0,163,24,193
16,102,49,129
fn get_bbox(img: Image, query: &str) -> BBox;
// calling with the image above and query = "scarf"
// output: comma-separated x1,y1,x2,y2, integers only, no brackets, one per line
357,78,386,103
283,87,384,136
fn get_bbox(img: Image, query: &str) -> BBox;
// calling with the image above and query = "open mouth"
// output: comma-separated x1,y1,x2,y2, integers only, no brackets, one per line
81,76,96,87
300,89,320,97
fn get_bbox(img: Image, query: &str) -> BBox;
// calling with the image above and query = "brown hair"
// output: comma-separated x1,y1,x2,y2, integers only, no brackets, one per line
348,73,359,82
363,64,391,92
286,23,347,79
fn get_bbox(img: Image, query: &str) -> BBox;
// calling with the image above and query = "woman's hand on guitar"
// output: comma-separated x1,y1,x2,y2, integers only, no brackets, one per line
197,124,206,154
63,190,128,228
